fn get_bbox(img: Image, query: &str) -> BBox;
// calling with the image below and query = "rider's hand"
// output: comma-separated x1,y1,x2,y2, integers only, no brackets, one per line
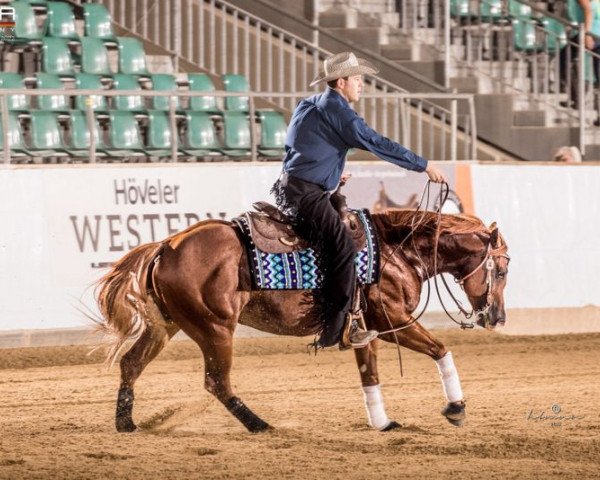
340,173,352,185
586,33,595,50
425,164,447,184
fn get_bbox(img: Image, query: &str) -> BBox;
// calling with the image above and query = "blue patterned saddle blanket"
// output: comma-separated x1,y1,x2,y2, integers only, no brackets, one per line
235,209,380,290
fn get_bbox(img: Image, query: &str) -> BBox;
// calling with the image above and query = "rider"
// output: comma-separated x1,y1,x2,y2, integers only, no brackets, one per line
273,51,447,349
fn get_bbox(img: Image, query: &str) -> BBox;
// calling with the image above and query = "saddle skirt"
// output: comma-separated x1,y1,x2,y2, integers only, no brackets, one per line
234,202,380,290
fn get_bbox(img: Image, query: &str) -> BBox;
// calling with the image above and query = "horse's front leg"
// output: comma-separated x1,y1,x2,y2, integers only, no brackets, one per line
380,321,466,427
354,340,401,431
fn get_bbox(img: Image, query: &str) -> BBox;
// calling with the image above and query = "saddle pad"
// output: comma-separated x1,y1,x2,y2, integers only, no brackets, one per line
236,209,380,290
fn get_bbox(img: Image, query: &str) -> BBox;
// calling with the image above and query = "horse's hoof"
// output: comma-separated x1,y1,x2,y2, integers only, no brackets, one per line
116,418,137,433
248,420,272,433
441,401,465,427
381,420,402,432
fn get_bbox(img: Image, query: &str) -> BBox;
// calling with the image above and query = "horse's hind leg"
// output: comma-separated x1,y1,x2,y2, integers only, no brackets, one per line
354,340,400,431
116,322,180,432
197,333,270,433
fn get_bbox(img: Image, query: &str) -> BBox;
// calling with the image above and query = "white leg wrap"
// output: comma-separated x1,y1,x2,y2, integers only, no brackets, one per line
435,352,464,403
362,384,391,430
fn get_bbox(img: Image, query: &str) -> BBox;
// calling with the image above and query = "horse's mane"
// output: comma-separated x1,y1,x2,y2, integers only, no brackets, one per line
372,209,488,239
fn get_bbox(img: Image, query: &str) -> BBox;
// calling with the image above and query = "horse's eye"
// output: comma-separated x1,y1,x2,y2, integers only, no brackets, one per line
497,271,506,279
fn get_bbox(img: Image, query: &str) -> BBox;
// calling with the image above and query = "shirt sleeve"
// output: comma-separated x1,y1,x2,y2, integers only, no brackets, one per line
340,113,428,173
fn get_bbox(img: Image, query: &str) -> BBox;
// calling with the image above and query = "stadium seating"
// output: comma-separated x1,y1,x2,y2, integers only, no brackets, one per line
46,1,78,41
480,0,503,22
112,74,145,112
117,37,150,75
82,3,117,43
0,112,27,156
150,74,180,111
222,74,249,112
9,2,45,46
188,74,219,112
222,111,251,157
541,17,567,54
0,73,29,111
181,111,222,157
0,0,289,163
80,37,112,75
103,111,145,157
511,18,538,52
258,110,286,157
145,110,176,157
508,0,532,19
74,73,108,112
28,111,68,156
41,37,75,76
67,111,105,156
36,73,70,111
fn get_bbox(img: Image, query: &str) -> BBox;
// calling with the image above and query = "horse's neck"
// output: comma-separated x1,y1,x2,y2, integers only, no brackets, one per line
406,231,484,280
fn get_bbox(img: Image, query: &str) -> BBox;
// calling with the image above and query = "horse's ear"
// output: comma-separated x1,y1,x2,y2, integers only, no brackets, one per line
489,223,500,248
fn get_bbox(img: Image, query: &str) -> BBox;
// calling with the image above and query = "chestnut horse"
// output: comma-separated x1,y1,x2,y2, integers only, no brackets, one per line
95,209,509,433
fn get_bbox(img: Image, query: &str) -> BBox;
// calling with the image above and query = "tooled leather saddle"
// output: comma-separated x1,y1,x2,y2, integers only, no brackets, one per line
243,201,367,254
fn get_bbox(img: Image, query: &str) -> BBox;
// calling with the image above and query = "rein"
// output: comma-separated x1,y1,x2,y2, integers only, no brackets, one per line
377,181,509,337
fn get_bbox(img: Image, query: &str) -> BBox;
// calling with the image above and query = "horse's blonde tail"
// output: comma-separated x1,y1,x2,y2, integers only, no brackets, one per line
94,242,163,366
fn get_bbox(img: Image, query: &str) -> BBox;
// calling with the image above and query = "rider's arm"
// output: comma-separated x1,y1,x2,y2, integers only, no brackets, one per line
339,114,428,172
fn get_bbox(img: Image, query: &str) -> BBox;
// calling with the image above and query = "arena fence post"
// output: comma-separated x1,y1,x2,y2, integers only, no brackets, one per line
578,26,586,156
85,97,96,164
450,99,457,161
249,95,257,162
169,95,178,162
0,94,9,164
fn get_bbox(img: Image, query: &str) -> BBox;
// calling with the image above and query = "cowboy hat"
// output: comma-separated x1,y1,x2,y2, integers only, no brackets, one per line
309,51,379,87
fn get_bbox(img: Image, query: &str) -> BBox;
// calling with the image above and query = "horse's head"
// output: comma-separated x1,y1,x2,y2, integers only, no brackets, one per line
458,223,510,329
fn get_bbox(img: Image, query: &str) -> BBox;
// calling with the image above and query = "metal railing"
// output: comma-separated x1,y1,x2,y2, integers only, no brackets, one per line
0,88,477,163
398,0,597,154
68,0,470,148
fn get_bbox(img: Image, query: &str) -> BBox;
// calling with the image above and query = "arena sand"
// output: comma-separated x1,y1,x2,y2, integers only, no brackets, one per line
0,329,599,479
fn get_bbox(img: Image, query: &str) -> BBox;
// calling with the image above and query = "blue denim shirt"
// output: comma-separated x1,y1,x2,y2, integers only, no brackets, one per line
282,87,428,191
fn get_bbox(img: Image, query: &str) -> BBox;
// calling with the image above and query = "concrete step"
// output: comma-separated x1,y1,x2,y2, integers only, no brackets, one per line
450,76,479,93
380,44,413,61
327,26,390,50
396,60,445,85
513,110,546,127
583,143,600,160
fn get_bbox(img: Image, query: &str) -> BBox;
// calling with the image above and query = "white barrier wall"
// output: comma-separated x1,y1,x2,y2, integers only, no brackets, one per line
0,162,597,334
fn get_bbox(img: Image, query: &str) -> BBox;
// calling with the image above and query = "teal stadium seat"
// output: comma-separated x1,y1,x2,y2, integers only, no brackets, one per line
82,3,117,43
258,111,286,157
181,111,222,157
509,0,532,19
541,17,567,54
68,111,105,157
187,73,219,112
222,74,249,112
145,110,176,157
46,1,79,41
80,37,112,75
8,2,45,46
450,0,474,18
36,73,70,111
117,37,150,75
222,111,251,157
480,0,503,22
150,74,180,111
512,18,539,52
103,111,145,157
0,73,29,111
42,37,75,76
74,73,107,112
0,112,27,156
28,111,68,156
112,74,145,112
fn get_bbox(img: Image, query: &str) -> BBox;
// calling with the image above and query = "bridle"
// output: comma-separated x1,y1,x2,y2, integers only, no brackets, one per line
440,240,511,329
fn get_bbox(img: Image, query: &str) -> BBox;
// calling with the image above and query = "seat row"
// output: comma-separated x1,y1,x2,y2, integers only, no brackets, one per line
5,1,116,45
0,72,255,113
0,110,287,160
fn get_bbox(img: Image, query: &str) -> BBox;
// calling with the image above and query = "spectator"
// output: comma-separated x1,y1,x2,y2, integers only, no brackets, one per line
553,145,583,162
